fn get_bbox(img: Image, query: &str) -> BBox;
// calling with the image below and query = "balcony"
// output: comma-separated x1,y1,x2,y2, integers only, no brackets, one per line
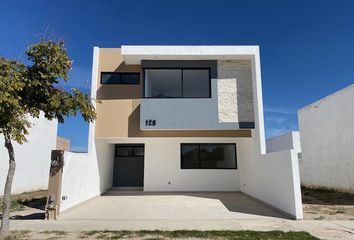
140,67,242,130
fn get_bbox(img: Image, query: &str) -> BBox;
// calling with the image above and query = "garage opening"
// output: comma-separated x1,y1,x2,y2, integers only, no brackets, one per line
113,144,144,188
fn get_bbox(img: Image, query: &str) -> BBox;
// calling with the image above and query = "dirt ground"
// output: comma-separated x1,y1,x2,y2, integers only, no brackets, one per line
0,190,47,220
302,187,354,220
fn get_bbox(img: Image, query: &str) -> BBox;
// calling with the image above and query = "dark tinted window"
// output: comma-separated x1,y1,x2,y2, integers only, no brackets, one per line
101,73,140,84
115,145,144,157
181,144,236,169
182,69,210,97
181,144,200,169
144,68,210,98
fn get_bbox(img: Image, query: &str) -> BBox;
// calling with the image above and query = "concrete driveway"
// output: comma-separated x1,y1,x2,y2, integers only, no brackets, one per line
58,191,285,221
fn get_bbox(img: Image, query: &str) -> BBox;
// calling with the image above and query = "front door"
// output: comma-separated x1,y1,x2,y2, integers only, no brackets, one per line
113,144,144,187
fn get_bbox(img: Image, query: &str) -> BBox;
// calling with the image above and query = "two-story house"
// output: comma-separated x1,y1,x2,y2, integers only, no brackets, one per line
77,46,303,219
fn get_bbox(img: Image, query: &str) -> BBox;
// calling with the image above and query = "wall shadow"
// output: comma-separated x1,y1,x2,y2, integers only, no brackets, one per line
101,191,287,219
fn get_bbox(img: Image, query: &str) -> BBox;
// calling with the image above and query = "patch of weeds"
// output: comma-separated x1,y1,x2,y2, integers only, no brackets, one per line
5,230,31,240
335,208,346,214
88,230,319,240
0,190,47,212
40,230,67,236
314,215,325,220
96,233,109,239
302,187,354,205
46,237,61,240
0,200,26,212
82,230,100,236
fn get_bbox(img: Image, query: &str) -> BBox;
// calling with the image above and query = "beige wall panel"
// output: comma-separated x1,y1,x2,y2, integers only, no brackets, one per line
95,48,252,139
97,48,143,100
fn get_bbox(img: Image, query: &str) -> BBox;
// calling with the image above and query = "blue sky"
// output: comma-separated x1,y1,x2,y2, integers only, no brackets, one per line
1,0,353,152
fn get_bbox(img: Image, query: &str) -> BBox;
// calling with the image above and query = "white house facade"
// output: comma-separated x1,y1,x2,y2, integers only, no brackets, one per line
58,46,303,219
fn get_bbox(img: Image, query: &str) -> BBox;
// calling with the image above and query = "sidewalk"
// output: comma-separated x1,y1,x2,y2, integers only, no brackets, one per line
10,219,354,240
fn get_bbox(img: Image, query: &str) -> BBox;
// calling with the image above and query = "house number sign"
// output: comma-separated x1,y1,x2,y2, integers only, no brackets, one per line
145,119,156,126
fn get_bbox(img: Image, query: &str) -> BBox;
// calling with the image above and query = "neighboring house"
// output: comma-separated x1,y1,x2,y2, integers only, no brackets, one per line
266,84,354,193
298,84,354,192
58,46,303,219
0,113,57,194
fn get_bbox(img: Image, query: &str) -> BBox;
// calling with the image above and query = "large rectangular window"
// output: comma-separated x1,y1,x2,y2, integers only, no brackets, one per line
181,144,237,169
144,68,210,98
101,72,140,84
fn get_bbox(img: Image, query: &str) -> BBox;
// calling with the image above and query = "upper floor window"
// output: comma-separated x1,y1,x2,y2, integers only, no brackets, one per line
144,68,211,98
101,72,140,84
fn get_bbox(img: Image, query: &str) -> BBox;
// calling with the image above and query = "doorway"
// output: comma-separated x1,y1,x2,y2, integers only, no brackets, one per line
113,144,144,188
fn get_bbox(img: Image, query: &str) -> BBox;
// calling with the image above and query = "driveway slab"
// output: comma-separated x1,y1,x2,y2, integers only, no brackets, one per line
58,192,285,220
8,192,354,239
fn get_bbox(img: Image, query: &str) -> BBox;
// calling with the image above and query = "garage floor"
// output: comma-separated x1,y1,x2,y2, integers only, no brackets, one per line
58,191,286,221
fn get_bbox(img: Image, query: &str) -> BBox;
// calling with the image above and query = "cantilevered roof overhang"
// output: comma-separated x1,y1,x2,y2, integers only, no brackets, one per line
121,45,259,65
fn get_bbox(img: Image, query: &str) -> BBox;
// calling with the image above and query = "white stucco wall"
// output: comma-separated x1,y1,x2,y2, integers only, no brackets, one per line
266,131,301,153
0,113,57,194
60,139,114,212
238,135,303,219
105,138,240,192
298,84,354,192
144,138,240,191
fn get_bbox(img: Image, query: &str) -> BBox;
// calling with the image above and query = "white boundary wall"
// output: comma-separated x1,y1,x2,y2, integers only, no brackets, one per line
60,140,114,212
0,113,57,194
298,84,354,192
239,136,302,219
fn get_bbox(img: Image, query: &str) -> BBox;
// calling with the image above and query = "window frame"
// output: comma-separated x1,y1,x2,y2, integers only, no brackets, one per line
115,144,144,157
143,67,211,98
100,72,140,85
180,143,237,170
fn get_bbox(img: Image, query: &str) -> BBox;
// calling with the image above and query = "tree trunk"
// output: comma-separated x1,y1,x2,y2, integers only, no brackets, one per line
0,133,16,238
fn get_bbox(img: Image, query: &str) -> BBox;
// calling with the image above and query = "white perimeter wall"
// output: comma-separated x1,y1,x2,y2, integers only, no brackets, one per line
60,139,114,212
266,131,301,153
238,134,303,219
298,84,354,192
0,113,57,194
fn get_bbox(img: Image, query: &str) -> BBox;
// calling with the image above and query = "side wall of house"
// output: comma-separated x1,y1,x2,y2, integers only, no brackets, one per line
298,84,354,192
238,54,303,219
238,135,303,219
0,113,57,194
